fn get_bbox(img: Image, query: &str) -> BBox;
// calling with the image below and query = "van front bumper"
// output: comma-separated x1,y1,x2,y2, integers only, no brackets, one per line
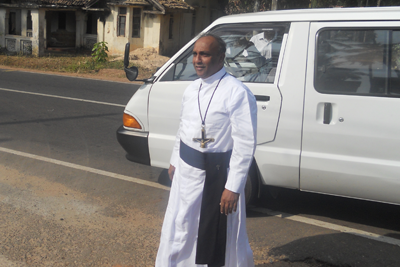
116,125,150,165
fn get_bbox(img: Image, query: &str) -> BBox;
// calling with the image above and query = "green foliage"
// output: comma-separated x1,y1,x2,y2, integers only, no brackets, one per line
311,0,400,7
91,41,109,63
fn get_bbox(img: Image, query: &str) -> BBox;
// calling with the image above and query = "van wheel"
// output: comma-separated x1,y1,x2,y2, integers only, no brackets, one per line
244,161,258,206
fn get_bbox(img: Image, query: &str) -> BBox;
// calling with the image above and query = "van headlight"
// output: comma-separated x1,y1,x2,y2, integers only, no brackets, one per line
123,113,142,129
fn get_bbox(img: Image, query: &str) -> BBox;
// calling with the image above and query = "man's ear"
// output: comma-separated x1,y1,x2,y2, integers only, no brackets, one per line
219,53,225,65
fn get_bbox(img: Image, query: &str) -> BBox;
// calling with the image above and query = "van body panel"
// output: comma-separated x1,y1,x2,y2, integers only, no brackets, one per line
255,22,310,189
246,83,282,144
118,7,400,206
301,21,400,204
148,81,190,168
123,83,153,131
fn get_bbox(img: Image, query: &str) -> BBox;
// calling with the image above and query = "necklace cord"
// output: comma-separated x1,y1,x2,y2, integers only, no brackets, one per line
197,73,227,126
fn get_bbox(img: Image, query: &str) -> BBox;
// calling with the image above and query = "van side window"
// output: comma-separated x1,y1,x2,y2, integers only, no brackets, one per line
315,29,400,97
172,23,290,83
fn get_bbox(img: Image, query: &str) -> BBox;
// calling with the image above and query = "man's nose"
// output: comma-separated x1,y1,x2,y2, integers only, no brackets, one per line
193,54,201,63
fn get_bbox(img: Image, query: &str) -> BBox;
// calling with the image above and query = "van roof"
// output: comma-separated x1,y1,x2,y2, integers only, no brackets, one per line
213,7,400,25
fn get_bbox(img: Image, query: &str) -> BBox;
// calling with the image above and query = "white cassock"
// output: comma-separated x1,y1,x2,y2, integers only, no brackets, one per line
156,67,257,267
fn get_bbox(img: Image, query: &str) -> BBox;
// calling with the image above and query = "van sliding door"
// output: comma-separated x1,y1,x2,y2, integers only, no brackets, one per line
301,22,400,204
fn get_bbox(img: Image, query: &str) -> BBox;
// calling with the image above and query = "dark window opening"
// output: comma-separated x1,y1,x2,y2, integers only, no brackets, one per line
58,12,66,30
132,8,141,38
8,12,16,35
26,10,33,37
86,13,98,34
27,11,32,30
118,7,127,36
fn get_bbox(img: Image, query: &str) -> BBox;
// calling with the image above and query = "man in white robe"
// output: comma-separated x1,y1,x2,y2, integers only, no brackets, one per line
156,34,257,267
249,29,276,60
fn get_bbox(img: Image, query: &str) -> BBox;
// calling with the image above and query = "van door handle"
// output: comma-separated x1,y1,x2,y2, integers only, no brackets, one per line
323,103,332,124
255,95,270,101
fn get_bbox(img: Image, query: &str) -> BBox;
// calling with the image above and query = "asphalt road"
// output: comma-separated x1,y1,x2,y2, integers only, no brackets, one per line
1,68,400,267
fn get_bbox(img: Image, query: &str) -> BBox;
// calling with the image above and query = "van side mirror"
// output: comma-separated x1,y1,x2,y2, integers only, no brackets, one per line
124,43,139,81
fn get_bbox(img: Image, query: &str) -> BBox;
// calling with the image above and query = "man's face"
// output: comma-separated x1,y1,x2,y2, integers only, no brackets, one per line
264,30,275,41
192,36,224,79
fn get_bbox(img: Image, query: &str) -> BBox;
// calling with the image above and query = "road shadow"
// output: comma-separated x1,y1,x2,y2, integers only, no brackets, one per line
0,138,12,143
250,185,400,233
264,232,400,267
157,169,172,187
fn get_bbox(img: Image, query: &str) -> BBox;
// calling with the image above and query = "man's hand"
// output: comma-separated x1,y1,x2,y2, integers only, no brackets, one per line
220,189,239,215
168,164,176,181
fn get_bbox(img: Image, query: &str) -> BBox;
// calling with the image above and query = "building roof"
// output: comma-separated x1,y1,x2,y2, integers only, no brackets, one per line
107,0,150,6
2,0,194,10
159,0,193,10
40,0,90,5
5,0,96,7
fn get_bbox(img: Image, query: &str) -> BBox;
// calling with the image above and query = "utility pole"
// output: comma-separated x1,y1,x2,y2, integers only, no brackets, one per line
271,0,278,10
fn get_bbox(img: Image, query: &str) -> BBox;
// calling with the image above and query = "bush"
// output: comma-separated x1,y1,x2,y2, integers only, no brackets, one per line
91,41,109,63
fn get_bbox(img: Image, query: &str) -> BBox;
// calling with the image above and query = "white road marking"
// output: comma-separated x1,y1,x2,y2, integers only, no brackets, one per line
251,207,400,247
0,147,170,191
0,146,398,247
0,87,125,107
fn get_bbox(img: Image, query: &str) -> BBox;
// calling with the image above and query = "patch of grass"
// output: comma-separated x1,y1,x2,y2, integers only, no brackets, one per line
0,53,126,74
0,51,156,80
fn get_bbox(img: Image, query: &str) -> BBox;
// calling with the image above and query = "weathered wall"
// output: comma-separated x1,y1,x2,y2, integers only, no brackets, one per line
104,5,129,55
0,9,6,48
186,0,224,35
21,9,27,37
160,12,193,57
128,7,144,51
31,9,45,56
103,6,157,56
142,13,160,52
75,10,85,47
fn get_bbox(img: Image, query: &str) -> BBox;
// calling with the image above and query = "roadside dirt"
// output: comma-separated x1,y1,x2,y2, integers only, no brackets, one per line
0,162,340,267
0,47,170,83
128,48,170,73
0,164,162,267
0,65,133,84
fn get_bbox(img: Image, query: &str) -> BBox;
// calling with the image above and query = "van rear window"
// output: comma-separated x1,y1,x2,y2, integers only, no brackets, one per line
315,29,400,97
172,23,290,83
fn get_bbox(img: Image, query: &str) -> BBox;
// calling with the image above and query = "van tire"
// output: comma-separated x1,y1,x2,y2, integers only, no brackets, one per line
244,161,258,206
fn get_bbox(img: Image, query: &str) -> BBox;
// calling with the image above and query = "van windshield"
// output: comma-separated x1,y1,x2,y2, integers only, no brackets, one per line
172,23,290,83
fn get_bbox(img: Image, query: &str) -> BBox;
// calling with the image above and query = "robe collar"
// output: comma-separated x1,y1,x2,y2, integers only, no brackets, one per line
200,67,227,85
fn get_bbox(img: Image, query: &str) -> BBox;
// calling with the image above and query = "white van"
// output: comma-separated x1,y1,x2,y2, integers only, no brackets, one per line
117,7,400,205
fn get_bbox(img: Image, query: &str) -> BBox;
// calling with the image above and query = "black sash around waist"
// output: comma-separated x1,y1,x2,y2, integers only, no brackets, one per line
180,140,232,267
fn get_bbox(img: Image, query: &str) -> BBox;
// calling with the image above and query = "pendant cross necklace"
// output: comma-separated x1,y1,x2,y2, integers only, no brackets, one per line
193,73,226,148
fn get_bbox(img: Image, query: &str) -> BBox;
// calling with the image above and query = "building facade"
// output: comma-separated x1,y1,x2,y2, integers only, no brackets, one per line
0,0,223,57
